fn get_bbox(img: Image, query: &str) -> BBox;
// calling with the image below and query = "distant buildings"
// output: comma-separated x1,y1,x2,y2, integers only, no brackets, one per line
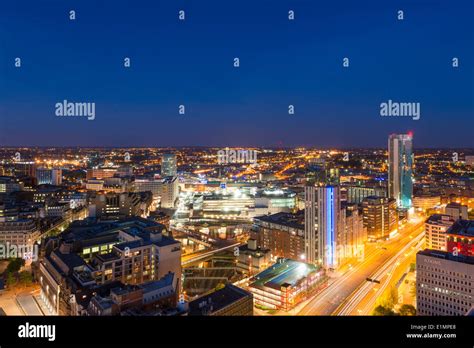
248,258,325,311
445,202,469,221
388,133,413,209
416,249,474,316
161,154,177,177
425,214,456,251
413,194,440,213
88,192,153,219
0,177,22,194
188,284,253,316
159,176,179,209
362,196,397,241
36,168,62,186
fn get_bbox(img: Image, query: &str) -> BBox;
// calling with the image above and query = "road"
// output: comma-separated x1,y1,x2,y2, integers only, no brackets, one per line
298,219,425,315
334,231,424,315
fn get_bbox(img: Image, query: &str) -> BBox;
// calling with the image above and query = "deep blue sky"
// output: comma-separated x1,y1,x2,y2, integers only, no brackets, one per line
0,0,473,148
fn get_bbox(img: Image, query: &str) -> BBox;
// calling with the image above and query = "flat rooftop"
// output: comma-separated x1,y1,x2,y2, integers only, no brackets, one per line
188,284,252,315
254,211,304,230
417,249,474,265
249,258,320,291
446,219,474,237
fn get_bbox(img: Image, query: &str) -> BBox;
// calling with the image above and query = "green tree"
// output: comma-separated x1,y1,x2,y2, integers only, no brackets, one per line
6,258,25,273
373,305,397,316
6,272,17,287
19,271,32,286
399,304,416,316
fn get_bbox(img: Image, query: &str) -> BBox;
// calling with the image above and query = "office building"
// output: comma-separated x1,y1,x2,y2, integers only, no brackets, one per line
0,219,40,246
88,192,153,219
362,196,397,240
36,168,63,186
346,185,387,204
388,133,414,209
159,176,179,209
188,284,253,316
445,202,469,221
252,211,305,261
425,214,456,251
341,203,366,259
416,249,474,316
161,154,177,177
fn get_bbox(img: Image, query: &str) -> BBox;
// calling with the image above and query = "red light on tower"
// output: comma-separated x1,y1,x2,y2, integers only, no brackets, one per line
407,131,413,137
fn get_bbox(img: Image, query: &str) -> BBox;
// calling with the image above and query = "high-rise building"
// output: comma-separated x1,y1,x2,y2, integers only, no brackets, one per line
161,154,177,177
362,196,397,241
341,203,367,259
388,133,413,209
317,185,343,269
36,168,62,186
159,176,179,209
304,185,318,264
425,214,456,251
416,249,474,316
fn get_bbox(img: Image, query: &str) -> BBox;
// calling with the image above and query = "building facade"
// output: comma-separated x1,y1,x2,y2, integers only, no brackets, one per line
416,249,474,316
388,133,413,209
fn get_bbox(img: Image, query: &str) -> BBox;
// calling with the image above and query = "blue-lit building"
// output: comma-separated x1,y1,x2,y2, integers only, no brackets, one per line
388,133,413,209
317,185,342,270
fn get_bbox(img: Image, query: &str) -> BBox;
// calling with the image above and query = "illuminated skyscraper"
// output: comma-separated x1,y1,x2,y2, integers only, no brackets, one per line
161,154,177,177
317,185,342,269
388,133,413,209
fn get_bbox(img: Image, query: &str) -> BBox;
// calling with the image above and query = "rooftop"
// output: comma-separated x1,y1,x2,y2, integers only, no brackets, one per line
249,258,320,291
446,220,474,237
188,284,252,315
254,211,304,230
417,249,474,265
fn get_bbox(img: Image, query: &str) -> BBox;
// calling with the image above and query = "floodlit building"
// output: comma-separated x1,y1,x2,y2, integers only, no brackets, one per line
362,196,397,241
416,249,474,316
388,133,414,209
248,258,325,311
425,214,456,251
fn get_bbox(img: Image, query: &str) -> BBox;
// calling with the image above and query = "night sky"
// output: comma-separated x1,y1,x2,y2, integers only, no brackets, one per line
0,0,473,148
